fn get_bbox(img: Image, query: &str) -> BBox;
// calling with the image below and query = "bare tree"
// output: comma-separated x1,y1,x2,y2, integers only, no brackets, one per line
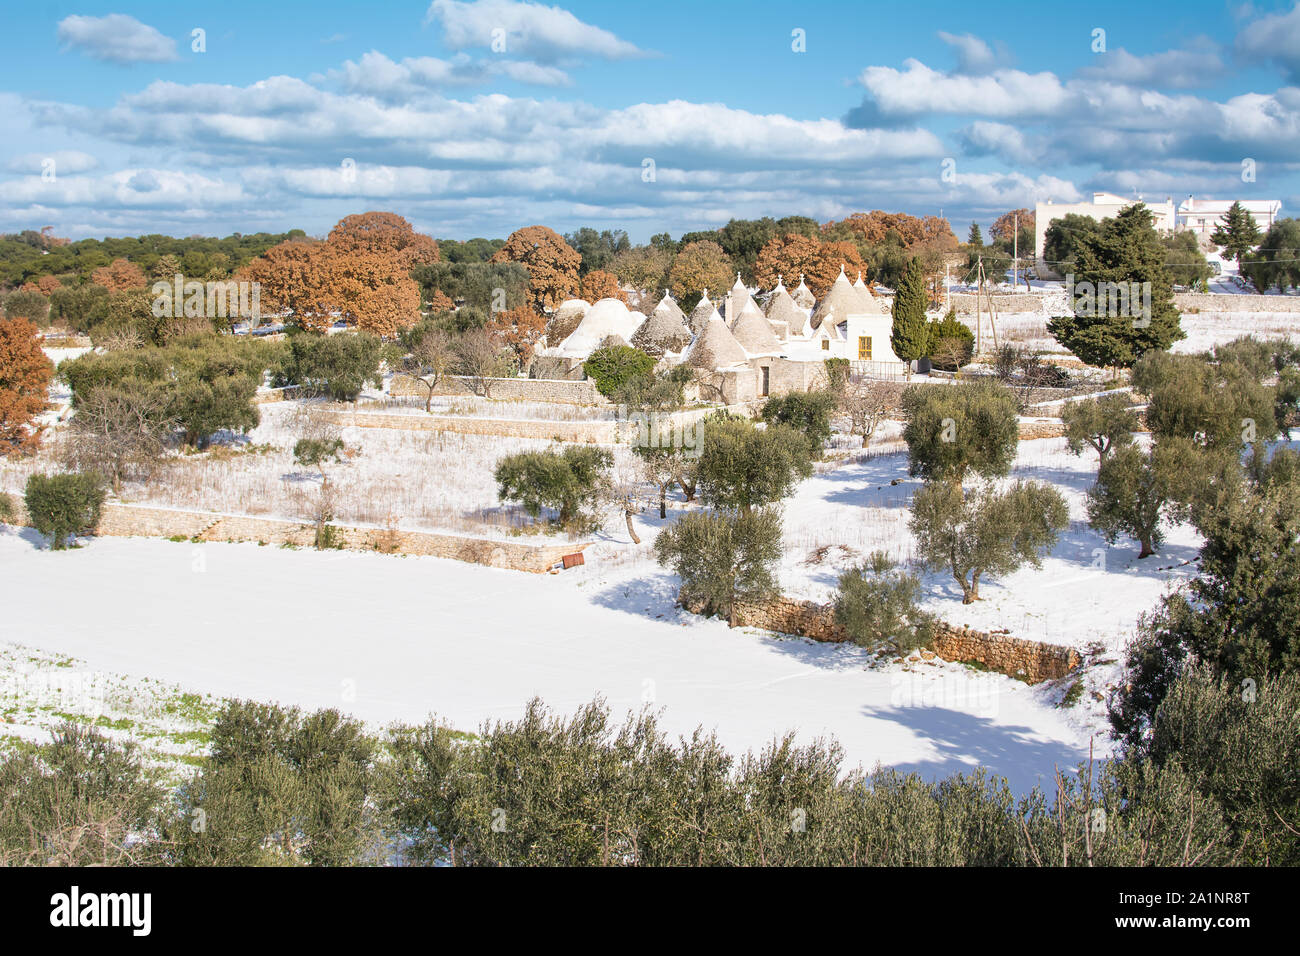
454,327,510,398
839,378,893,443
62,385,175,492
400,327,455,412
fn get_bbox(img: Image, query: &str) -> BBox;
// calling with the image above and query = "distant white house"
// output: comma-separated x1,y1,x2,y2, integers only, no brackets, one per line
1176,196,1282,237
1034,192,1177,278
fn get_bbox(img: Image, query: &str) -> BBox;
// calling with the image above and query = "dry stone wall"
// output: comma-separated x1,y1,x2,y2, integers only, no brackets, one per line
391,374,608,405
3,501,579,573
718,595,1078,683
1174,293,1300,313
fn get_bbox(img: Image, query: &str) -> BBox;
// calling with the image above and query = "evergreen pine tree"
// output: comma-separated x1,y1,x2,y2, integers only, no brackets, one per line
1209,201,1262,268
1046,203,1184,373
890,257,931,375
967,223,983,246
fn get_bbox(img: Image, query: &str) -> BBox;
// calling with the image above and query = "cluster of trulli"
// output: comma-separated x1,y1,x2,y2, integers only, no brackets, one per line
678,267,899,369
535,264,901,379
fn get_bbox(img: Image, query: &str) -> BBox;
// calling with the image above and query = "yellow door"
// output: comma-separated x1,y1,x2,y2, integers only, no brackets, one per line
858,335,871,360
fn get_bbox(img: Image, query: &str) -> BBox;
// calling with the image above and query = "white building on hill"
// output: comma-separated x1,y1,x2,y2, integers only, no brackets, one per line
1034,192,1176,278
1176,196,1281,237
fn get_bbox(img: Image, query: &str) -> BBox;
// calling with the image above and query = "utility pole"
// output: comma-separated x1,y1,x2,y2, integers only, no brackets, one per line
1012,211,1019,291
944,262,950,314
975,257,983,355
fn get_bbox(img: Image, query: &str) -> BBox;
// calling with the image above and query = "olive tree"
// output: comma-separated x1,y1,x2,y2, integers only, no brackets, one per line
494,445,613,533
655,507,783,623
1085,438,1202,559
910,479,1068,603
901,380,1018,486
697,416,813,514
23,472,106,550
1061,392,1140,471
833,552,934,653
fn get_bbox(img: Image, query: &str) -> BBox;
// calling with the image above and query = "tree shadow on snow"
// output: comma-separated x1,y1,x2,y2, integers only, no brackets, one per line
860,703,1089,794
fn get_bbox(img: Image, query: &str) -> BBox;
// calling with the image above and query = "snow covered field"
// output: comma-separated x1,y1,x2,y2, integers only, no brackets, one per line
1,527,1093,794
976,307,1300,356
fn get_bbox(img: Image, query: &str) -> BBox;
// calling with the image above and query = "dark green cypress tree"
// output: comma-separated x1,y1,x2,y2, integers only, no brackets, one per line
890,257,931,373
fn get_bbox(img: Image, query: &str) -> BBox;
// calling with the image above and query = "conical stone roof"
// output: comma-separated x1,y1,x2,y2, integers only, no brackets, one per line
544,298,591,346
765,278,806,336
685,312,750,370
653,291,687,326
688,290,717,335
811,266,861,330
791,274,815,309
631,301,693,356
852,271,886,314
725,272,753,325
730,299,782,355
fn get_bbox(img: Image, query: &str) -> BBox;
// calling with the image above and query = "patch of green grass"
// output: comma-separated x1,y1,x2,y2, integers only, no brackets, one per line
1058,679,1085,708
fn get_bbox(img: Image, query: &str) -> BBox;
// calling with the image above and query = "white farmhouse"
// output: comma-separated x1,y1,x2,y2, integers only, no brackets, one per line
1034,192,1176,278
1176,196,1282,238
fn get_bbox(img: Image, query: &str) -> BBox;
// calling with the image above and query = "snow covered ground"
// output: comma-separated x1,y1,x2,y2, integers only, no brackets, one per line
987,309,1300,356
1,526,1094,794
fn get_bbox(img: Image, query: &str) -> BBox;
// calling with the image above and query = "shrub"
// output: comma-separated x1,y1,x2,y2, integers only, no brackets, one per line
834,552,934,654
164,700,377,866
0,490,13,523
23,471,106,549
823,357,850,396
583,344,656,400
1139,667,1300,865
275,331,382,402
293,437,346,473
0,725,164,866
494,445,613,533
760,390,836,459
926,309,974,371
654,507,783,621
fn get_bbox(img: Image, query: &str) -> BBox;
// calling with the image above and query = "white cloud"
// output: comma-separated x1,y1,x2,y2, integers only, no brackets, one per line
0,168,246,208
5,150,100,174
1075,46,1225,89
957,121,1040,165
56,14,178,65
426,0,648,62
937,32,997,74
1236,3,1300,82
858,60,1071,118
331,50,571,97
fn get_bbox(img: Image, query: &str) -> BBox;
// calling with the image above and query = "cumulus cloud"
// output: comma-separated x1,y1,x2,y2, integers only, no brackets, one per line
426,0,648,62
0,168,246,208
856,60,1071,119
1236,3,1300,82
957,121,1041,165
331,50,571,97
56,14,178,64
5,150,100,174
937,32,998,74
1075,45,1226,89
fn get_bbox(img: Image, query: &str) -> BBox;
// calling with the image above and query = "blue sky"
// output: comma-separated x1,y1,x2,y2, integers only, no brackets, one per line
1,0,1298,242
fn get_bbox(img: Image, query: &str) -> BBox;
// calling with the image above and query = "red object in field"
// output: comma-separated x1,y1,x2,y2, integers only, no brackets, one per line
561,552,584,569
